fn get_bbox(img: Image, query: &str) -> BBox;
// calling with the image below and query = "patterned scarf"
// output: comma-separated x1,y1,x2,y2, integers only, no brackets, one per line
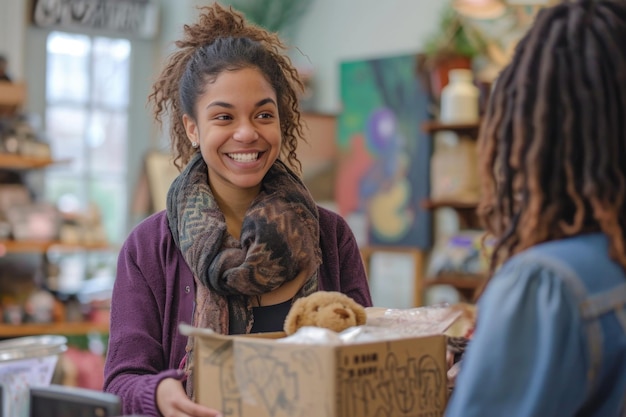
166,153,321,398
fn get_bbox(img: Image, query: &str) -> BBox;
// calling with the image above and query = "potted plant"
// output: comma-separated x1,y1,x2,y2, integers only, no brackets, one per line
228,0,312,38
420,5,487,100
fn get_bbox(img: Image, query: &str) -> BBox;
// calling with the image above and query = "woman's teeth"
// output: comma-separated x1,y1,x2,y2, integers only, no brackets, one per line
228,152,259,162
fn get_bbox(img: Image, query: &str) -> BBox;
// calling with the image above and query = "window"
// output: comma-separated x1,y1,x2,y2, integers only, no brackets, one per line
44,31,131,291
45,31,130,246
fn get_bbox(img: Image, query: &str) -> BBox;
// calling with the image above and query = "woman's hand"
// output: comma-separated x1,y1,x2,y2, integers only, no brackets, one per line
157,377,222,417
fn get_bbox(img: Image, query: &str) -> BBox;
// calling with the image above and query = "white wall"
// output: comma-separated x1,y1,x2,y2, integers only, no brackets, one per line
2,0,445,235
291,0,445,113
0,0,27,80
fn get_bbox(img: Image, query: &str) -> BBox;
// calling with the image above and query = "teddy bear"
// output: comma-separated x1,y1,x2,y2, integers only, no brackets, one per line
283,291,367,335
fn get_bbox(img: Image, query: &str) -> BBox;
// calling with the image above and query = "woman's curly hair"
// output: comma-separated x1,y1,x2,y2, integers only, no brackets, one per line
478,0,626,277
148,3,305,173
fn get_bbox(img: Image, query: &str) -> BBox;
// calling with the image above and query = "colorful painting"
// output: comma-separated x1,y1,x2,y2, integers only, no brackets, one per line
336,54,432,248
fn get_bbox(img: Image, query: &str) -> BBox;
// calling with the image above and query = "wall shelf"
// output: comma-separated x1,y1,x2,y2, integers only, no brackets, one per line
421,198,481,229
425,272,486,302
421,198,478,211
421,120,481,135
0,153,68,170
0,240,110,255
0,322,109,338
425,273,485,289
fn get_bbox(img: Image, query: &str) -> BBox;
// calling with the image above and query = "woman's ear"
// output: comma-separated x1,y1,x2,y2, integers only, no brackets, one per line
182,114,199,145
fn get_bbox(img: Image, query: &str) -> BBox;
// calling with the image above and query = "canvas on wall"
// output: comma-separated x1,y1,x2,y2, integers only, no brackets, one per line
336,54,432,249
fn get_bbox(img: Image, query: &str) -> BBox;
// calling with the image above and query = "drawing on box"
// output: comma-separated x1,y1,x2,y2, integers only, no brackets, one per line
338,351,444,417
235,344,298,417
417,355,444,412
230,344,332,417
287,350,333,417
204,341,242,417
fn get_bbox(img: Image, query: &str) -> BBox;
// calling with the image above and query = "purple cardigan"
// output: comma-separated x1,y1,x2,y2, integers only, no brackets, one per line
103,207,372,416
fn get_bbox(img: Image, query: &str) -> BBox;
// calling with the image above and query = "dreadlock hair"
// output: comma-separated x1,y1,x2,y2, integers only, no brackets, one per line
148,2,305,173
478,0,626,278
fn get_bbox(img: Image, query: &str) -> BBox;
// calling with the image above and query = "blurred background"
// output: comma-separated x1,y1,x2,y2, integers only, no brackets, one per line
0,0,555,392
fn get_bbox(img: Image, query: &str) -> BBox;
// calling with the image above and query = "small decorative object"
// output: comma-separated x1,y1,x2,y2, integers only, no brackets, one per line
421,4,487,99
430,139,480,202
0,114,51,157
6,203,61,241
2,301,23,325
24,289,56,323
426,230,492,277
283,291,367,335
58,203,107,245
440,69,480,123
0,184,31,215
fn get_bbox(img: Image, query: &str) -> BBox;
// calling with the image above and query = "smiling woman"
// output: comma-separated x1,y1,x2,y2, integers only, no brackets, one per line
182,67,282,194
103,4,372,417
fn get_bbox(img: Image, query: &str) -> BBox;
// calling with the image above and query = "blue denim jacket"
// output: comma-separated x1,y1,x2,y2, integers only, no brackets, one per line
445,233,626,416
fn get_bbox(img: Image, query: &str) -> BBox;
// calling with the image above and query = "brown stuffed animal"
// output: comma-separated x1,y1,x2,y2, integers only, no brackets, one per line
283,291,367,335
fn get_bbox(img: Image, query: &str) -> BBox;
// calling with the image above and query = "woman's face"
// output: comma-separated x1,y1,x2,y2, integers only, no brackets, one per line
183,67,282,196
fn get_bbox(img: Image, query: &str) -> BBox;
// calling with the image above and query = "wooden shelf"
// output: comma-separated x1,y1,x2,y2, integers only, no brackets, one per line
422,120,481,135
425,272,486,302
0,240,110,254
422,199,480,228
0,321,109,338
0,153,67,170
422,198,478,211
425,273,485,289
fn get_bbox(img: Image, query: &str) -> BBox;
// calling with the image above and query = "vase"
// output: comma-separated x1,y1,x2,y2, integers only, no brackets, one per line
439,69,479,124
428,55,472,101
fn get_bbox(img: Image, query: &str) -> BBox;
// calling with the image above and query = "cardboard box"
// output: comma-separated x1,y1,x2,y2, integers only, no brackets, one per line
183,326,447,417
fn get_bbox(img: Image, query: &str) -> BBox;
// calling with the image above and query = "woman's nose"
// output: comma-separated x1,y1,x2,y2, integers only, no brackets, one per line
232,122,259,142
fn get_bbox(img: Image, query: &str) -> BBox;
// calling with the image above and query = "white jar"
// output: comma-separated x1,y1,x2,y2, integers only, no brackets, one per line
439,69,479,124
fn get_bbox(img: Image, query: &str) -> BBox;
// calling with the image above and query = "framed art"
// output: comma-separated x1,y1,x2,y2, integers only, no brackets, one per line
360,246,425,308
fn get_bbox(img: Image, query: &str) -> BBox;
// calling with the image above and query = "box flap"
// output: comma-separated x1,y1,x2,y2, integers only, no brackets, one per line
180,324,285,342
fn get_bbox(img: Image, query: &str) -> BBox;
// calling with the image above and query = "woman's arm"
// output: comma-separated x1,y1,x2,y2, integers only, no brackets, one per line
318,207,373,307
103,237,182,416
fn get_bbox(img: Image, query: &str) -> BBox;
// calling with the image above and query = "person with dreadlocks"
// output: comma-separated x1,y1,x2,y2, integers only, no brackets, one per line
445,0,626,416
103,4,372,416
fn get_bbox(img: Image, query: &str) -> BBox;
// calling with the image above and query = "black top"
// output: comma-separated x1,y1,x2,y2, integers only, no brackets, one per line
250,298,293,333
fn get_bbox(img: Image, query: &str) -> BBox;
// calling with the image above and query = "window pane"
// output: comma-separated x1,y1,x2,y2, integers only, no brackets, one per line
90,178,126,244
87,110,127,174
92,37,131,108
46,32,91,104
46,106,87,172
45,175,84,213
44,30,129,275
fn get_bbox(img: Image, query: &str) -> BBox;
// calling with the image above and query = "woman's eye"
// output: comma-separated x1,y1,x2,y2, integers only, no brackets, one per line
214,114,232,121
257,112,273,119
